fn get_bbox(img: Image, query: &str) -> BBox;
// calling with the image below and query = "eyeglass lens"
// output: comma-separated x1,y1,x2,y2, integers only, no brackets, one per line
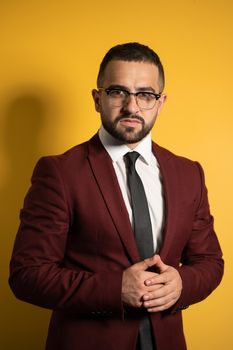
108,90,157,110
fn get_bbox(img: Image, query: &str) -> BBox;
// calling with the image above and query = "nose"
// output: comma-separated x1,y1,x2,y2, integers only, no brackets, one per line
122,94,140,114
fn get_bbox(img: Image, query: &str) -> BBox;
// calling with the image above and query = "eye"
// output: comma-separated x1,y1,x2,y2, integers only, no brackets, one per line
108,89,127,98
137,92,156,101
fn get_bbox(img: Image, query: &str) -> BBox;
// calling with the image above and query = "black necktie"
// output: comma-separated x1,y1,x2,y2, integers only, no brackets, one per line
125,151,155,350
125,151,154,259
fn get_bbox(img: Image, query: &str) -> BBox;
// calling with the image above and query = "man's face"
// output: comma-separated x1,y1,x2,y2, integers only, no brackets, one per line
92,60,166,148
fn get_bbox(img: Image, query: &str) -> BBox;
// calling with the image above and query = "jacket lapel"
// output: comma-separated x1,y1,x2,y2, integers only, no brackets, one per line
87,134,140,264
152,143,179,260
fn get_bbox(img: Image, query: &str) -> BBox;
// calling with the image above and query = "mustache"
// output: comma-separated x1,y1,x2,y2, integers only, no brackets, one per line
115,114,145,124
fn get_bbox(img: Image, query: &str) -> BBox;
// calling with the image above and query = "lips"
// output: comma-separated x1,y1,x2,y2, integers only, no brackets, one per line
119,118,142,127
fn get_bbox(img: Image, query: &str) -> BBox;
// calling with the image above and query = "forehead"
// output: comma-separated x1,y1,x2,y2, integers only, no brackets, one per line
102,60,160,90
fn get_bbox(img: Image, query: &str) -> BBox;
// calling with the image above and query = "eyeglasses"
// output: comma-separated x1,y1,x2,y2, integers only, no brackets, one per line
98,87,161,110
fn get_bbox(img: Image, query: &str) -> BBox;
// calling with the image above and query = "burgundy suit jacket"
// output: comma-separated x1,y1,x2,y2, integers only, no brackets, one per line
9,134,223,350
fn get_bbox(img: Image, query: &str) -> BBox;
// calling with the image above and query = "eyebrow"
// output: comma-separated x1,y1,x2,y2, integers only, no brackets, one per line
106,84,156,93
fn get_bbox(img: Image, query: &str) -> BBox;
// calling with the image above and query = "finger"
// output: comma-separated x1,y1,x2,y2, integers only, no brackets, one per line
132,255,160,272
152,255,168,273
146,290,181,312
145,265,179,286
142,285,164,301
143,292,179,311
144,272,169,286
143,284,171,302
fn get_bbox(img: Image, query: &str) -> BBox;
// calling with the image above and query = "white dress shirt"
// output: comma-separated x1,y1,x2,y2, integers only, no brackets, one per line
98,126,165,253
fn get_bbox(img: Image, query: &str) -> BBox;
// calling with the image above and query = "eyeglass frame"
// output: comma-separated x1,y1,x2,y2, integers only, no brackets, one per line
98,87,162,110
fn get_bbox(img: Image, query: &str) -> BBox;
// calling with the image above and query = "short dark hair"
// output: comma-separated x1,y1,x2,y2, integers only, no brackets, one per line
97,42,165,91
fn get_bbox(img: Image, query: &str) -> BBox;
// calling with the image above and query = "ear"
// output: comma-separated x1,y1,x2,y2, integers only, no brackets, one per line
157,94,167,115
92,89,101,112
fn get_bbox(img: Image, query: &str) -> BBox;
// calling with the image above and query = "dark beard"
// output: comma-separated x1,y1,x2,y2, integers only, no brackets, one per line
102,115,153,144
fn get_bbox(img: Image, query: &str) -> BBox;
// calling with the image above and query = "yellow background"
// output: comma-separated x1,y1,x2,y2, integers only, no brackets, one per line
0,1,232,349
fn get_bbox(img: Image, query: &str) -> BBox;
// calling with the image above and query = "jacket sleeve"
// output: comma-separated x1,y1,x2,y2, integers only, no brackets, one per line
9,156,124,318
172,162,224,312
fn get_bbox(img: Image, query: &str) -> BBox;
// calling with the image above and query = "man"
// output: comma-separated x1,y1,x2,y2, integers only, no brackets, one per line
9,43,224,350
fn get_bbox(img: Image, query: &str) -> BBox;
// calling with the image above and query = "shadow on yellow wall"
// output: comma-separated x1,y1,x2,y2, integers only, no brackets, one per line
1,89,57,349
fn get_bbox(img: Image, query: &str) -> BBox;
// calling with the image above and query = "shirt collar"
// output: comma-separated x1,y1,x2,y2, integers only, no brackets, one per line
98,125,152,165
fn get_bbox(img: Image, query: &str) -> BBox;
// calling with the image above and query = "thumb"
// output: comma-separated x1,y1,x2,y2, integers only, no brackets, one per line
132,255,161,272
153,255,168,273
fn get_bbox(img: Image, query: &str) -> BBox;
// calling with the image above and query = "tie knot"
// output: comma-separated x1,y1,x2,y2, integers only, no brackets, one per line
125,151,140,168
